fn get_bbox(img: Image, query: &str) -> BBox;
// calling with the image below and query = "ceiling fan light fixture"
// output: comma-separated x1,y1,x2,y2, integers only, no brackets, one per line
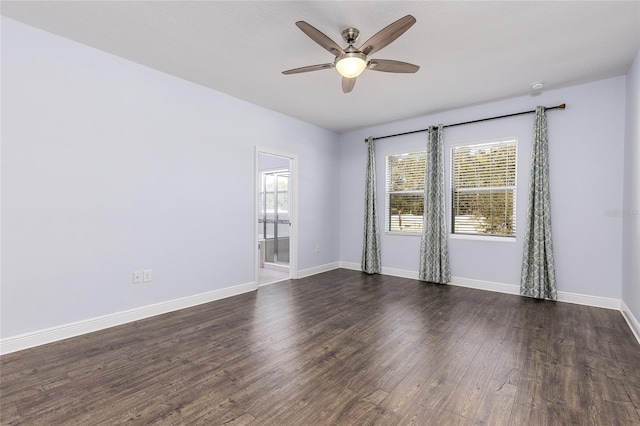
283,16,418,92
335,51,367,78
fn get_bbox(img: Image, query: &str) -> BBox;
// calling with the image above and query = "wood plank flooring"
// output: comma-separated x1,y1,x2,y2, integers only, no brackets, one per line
2,269,639,425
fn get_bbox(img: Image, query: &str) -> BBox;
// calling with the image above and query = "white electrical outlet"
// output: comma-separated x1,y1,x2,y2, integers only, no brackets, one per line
315,244,320,253
143,269,152,283
133,271,143,284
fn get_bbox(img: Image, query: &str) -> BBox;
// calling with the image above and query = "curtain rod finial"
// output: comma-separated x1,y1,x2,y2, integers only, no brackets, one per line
558,103,566,109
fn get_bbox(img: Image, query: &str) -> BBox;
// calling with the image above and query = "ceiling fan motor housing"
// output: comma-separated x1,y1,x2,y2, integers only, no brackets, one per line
341,28,360,44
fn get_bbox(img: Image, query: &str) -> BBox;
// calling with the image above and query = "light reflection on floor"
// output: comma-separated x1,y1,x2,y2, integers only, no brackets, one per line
258,267,289,286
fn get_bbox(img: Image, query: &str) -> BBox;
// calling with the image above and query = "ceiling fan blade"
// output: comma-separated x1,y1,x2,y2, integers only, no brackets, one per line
296,21,345,57
359,15,416,56
367,59,420,73
282,63,334,75
342,77,356,93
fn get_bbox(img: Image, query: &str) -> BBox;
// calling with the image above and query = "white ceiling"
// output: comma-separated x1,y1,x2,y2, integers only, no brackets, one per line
2,1,639,133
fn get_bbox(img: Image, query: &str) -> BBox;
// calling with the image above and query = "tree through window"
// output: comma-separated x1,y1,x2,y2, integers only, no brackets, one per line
386,151,426,233
451,139,517,237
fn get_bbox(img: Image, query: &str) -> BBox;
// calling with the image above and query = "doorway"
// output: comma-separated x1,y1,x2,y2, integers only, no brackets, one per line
255,149,297,286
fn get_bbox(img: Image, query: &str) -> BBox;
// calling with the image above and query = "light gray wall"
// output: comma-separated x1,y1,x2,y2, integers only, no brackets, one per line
339,77,626,300
258,153,290,172
622,49,640,321
1,18,340,338
1,16,635,342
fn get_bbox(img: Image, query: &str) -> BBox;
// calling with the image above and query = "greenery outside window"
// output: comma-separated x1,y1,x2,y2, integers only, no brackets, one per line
451,139,517,237
386,151,426,234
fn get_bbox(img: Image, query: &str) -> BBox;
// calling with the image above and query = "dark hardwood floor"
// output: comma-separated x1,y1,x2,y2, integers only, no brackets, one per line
2,269,639,425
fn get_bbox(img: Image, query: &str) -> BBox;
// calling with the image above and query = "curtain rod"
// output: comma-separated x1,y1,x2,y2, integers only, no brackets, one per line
365,103,566,142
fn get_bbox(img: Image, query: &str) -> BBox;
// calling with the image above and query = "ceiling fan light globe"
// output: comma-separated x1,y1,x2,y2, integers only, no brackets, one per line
335,53,367,78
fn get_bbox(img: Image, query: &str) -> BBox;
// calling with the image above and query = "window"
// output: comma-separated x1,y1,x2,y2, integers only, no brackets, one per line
386,151,426,233
451,139,517,237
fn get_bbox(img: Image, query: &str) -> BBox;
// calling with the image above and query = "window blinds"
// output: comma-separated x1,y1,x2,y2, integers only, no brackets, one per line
451,140,517,236
386,151,426,233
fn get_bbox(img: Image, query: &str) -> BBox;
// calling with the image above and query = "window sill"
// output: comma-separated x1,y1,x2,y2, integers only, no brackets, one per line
385,231,423,237
449,233,517,243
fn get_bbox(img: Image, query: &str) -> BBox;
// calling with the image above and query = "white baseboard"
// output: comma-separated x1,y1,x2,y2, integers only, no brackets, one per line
343,265,629,338
451,277,621,310
297,261,340,279
556,290,620,310
339,262,623,312
338,261,420,279
621,300,640,345
0,281,257,355
339,261,360,271
450,276,520,295
0,262,341,355
3,263,634,355
381,267,419,280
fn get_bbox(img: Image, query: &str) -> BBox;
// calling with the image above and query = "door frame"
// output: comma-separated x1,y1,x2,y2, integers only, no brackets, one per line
254,146,298,286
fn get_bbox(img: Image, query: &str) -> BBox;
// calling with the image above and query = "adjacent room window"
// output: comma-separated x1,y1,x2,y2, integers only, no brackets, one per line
451,139,517,237
386,151,426,233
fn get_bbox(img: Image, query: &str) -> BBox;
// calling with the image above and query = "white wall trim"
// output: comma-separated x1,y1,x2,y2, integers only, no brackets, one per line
451,276,621,310
2,264,634,355
450,276,521,295
556,290,620,310
340,262,624,310
381,267,419,280
0,281,256,355
621,300,640,345
341,262,420,280
339,261,360,271
0,262,340,355
297,262,340,279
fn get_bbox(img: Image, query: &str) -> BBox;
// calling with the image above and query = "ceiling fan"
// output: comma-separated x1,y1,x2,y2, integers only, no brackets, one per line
282,15,420,93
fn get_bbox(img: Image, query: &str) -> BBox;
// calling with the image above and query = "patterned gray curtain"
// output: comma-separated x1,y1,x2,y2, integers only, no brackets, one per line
521,107,558,300
419,125,451,284
362,137,381,274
